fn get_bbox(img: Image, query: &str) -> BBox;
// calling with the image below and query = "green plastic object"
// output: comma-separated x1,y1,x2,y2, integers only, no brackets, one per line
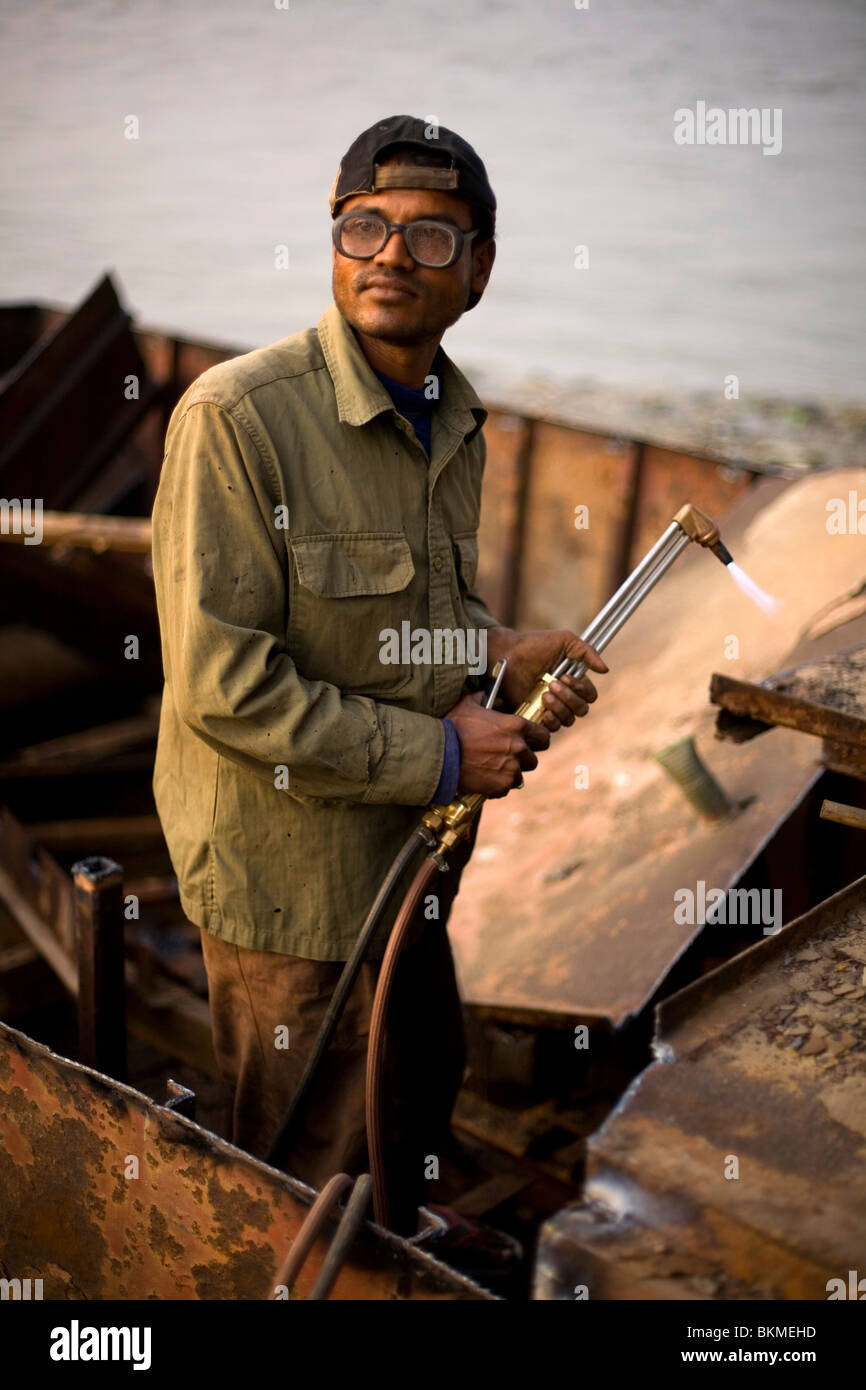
655,735,736,821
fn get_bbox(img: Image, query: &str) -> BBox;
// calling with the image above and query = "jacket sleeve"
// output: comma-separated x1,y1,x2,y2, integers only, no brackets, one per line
151,398,445,806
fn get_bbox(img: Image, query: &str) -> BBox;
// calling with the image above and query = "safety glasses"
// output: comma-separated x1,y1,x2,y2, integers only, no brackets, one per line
332,212,478,269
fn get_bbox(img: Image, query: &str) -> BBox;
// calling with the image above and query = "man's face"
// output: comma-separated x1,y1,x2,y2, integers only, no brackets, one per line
331,185,495,345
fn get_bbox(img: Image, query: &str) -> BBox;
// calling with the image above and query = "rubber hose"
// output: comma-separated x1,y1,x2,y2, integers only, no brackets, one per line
270,1171,352,1297
365,854,441,1228
266,824,429,1168
308,1173,374,1301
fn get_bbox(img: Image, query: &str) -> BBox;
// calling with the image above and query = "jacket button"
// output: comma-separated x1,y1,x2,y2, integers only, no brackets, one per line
433,555,443,571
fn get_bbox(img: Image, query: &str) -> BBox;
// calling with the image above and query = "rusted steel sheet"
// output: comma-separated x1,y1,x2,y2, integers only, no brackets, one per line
712,647,866,748
0,1020,491,1301
451,471,866,1027
513,422,637,636
534,874,866,1300
473,410,532,627
477,418,753,638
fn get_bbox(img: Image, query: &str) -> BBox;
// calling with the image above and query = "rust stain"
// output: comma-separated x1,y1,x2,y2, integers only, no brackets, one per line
0,1021,491,1301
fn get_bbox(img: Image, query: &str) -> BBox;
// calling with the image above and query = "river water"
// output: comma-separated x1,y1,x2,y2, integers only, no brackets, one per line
1,0,864,406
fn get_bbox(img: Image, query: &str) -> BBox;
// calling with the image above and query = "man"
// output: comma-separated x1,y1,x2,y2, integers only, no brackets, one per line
151,115,606,1242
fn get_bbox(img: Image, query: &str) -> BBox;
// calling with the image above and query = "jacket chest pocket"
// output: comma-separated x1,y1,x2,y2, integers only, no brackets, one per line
289,532,415,697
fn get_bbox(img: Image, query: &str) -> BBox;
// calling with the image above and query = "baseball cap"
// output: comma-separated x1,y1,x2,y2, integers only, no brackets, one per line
329,115,496,219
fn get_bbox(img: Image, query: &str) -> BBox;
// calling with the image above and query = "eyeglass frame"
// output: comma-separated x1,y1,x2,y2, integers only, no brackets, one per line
332,211,480,269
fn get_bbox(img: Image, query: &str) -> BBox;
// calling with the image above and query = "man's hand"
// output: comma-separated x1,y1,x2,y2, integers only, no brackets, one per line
444,691,551,798
484,627,609,731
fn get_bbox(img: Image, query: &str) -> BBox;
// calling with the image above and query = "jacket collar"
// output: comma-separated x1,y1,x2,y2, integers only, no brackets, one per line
317,301,487,440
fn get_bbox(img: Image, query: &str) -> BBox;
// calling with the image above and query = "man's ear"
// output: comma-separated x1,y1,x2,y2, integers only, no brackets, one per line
471,237,496,299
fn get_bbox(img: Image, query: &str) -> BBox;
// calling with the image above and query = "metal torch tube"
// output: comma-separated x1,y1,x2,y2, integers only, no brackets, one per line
557,522,683,672
562,531,691,679
553,525,690,680
580,531,692,655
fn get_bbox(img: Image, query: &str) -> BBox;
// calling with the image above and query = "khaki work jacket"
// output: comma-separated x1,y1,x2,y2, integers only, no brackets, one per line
151,302,499,958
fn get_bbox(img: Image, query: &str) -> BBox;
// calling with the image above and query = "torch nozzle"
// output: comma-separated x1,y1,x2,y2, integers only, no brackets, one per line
673,503,733,567
711,539,734,567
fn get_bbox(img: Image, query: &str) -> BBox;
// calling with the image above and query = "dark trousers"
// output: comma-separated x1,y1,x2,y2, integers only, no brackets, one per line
199,827,476,1235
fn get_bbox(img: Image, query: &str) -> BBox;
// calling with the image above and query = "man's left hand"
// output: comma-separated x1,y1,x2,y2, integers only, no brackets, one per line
484,627,609,732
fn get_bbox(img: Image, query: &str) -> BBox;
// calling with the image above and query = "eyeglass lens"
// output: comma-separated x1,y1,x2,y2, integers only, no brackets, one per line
339,215,457,266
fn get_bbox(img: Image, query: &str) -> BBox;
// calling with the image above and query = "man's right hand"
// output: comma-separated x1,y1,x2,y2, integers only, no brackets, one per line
444,690,551,799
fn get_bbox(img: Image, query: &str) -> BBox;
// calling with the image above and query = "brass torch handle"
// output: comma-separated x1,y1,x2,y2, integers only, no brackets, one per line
421,671,558,861
515,671,559,723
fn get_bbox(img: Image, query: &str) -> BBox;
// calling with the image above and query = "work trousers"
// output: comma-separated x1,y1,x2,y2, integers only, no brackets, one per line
199,829,476,1236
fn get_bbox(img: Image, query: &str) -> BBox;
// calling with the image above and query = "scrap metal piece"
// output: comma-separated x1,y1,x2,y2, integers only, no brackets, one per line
73,855,126,1082
0,275,158,508
164,1078,197,1120
712,646,866,748
820,799,866,832
535,873,866,1299
0,511,153,554
0,1020,493,1301
711,672,866,746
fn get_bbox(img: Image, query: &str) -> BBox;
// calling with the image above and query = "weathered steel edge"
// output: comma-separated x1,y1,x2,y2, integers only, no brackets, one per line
656,867,866,1045
0,1017,496,1301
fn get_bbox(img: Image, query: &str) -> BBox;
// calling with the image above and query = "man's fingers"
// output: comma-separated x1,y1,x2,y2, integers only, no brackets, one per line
560,674,598,703
548,677,593,720
572,642,608,674
542,692,585,727
517,718,551,750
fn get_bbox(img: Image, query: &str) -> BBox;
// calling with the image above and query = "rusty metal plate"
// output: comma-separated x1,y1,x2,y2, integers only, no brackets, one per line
0,1021,491,1301
450,472,866,1027
534,874,866,1299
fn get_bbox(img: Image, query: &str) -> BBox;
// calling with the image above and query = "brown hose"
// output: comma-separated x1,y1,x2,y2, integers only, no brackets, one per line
308,1173,373,1301
365,853,441,1228
270,1171,352,1297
